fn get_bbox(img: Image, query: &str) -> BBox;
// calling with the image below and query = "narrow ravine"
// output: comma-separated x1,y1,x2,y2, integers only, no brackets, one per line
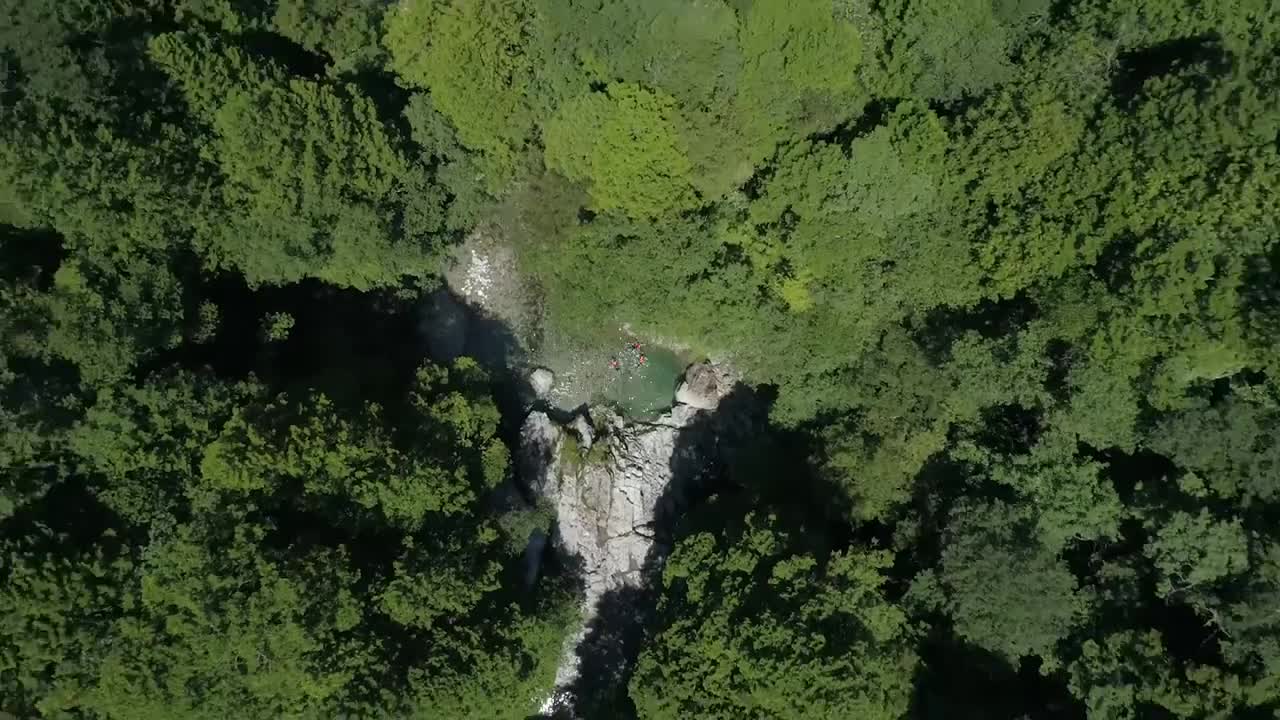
427,233,746,717
520,380,734,716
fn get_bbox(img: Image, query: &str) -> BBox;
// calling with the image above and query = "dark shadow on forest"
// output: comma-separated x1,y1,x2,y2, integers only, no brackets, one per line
419,287,536,442
912,625,1081,720
163,279,530,423
419,287,526,373
912,292,1040,364
163,277,434,410
539,385,773,720
0,225,65,287
239,29,329,79
1111,34,1230,108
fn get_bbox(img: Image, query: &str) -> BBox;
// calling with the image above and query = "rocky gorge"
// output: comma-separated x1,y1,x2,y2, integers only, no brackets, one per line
423,234,758,717
520,361,744,716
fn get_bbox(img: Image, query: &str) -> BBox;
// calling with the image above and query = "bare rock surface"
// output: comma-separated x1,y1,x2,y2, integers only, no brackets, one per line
442,227,541,347
551,410,681,598
521,403,720,714
520,411,563,498
675,361,736,410
568,413,594,452
530,367,555,398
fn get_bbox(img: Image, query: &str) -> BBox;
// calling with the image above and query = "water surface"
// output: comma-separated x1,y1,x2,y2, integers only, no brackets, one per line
598,344,684,419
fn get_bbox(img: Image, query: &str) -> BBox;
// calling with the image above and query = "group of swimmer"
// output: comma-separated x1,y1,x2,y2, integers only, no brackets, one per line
609,341,647,370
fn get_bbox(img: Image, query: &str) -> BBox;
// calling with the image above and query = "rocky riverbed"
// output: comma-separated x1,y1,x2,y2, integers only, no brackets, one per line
518,360,738,715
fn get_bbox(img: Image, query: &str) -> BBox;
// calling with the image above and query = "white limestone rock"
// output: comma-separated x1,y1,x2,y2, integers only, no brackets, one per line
529,367,556,398
675,361,729,410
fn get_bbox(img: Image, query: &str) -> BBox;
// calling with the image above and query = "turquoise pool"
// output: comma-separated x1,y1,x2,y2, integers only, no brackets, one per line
598,344,685,419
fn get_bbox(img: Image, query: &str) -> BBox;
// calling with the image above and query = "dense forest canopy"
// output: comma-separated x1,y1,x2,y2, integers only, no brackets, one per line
2,0,1280,718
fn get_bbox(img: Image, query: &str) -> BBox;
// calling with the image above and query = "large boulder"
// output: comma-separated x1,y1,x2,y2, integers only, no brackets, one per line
675,361,727,410
569,412,595,452
518,411,562,499
529,367,555,398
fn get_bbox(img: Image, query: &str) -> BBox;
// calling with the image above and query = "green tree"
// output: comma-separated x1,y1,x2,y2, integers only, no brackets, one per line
4,359,570,718
746,104,958,323
1143,510,1249,600
0,255,79,520
206,79,436,288
259,312,295,343
544,83,698,219
386,0,536,190
67,372,253,526
0,0,103,114
1215,542,1280,709
0,532,133,718
86,524,369,720
535,0,867,199
273,0,387,74
151,31,443,288
734,0,866,168
172,0,269,33
1068,631,1242,720
40,257,185,387
539,0,743,196
1147,394,1280,502
631,511,918,720
199,360,506,529
879,0,1050,100
979,429,1125,551
920,501,1088,665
